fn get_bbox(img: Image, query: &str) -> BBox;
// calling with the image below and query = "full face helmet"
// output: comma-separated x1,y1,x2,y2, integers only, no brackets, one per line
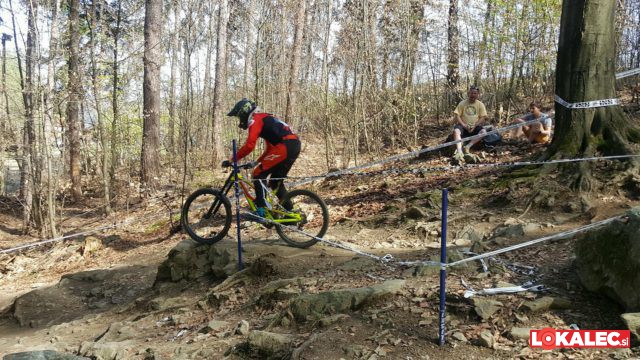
227,98,257,129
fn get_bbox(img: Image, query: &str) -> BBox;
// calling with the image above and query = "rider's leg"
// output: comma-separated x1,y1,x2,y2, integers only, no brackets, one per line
268,139,300,211
252,143,289,210
252,171,269,210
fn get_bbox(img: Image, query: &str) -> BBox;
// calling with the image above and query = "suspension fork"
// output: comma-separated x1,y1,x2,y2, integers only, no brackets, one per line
205,173,234,218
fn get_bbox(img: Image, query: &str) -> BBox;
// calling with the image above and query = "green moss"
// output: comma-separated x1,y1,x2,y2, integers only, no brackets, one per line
145,219,167,233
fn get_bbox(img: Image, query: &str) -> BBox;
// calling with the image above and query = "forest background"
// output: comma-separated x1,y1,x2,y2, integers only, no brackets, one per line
0,0,639,238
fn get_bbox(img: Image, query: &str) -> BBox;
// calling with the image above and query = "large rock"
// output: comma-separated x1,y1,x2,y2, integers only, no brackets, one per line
78,341,133,360
621,313,640,341
457,225,484,243
289,280,405,321
13,267,153,328
246,331,294,358
81,236,103,257
403,206,427,220
3,351,89,360
575,208,640,310
472,298,503,320
257,278,302,304
155,240,237,283
509,327,532,340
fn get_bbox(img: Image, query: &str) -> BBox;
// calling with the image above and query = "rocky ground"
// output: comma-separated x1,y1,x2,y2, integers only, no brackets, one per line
1,126,640,359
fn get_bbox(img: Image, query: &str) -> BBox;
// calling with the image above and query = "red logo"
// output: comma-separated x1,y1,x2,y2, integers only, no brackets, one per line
530,328,630,349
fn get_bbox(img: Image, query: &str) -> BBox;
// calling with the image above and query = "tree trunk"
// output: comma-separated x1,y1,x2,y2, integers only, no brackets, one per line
67,0,82,202
548,0,640,190
446,0,461,106
44,0,60,236
244,0,256,94
9,0,27,205
322,0,335,170
203,0,214,150
110,0,122,192
23,0,40,232
141,0,163,191
211,0,229,163
0,34,8,195
284,0,306,123
168,0,178,156
88,0,111,214
474,0,493,87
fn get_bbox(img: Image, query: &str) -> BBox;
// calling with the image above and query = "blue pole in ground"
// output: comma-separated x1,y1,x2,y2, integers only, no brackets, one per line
232,140,243,271
438,188,448,346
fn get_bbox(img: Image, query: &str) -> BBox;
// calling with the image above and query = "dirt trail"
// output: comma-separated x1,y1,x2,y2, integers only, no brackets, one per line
1,138,639,359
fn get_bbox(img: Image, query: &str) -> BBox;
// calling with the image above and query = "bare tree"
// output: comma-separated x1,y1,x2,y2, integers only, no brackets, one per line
168,0,179,156
446,0,461,105
43,0,61,235
110,0,122,191
67,0,83,202
211,0,229,163
87,0,111,214
141,0,163,191
285,0,306,123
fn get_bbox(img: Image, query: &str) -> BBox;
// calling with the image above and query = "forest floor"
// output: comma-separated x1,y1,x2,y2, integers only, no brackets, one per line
1,110,640,359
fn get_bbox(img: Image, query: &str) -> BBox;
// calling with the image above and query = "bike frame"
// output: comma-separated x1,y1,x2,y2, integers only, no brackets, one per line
208,167,302,225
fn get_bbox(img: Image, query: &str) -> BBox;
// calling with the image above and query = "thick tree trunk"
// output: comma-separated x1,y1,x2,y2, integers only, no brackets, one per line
211,0,229,163
141,0,162,191
548,0,640,190
67,0,82,202
285,0,306,123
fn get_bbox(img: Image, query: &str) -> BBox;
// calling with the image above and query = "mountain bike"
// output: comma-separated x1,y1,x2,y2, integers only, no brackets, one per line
181,162,329,248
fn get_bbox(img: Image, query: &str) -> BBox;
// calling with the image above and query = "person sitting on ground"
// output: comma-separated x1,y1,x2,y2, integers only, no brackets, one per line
511,101,552,144
451,85,488,165
224,98,300,221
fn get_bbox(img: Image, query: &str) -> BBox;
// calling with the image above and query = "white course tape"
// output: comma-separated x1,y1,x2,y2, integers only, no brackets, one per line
555,95,619,109
290,116,550,186
239,210,393,263
616,67,640,80
0,210,165,255
0,223,118,254
446,215,623,268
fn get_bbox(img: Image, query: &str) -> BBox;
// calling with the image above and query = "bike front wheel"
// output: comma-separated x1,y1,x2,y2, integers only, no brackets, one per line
275,189,329,248
181,188,232,245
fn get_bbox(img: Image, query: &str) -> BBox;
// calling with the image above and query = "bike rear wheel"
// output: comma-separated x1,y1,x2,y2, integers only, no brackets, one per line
182,188,232,245
275,189,329,248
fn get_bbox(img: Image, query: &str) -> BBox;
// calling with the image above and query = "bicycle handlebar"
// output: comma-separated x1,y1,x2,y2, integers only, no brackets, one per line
222,161,257,170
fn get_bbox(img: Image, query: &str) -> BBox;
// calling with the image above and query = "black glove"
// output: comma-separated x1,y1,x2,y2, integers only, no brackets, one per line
221,160,232,168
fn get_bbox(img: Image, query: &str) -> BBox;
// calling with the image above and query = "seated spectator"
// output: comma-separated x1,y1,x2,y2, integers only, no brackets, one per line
451,85,488,165
511,101,552,144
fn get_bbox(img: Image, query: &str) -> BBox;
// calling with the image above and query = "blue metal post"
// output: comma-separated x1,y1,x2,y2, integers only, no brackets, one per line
438,188,448,346
232,140,243,270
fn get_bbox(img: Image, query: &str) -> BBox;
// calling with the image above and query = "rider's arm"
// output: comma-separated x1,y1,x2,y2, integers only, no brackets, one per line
235,118,264,161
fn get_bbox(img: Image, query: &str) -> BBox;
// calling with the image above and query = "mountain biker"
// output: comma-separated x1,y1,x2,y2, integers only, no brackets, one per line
223,98,301,221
